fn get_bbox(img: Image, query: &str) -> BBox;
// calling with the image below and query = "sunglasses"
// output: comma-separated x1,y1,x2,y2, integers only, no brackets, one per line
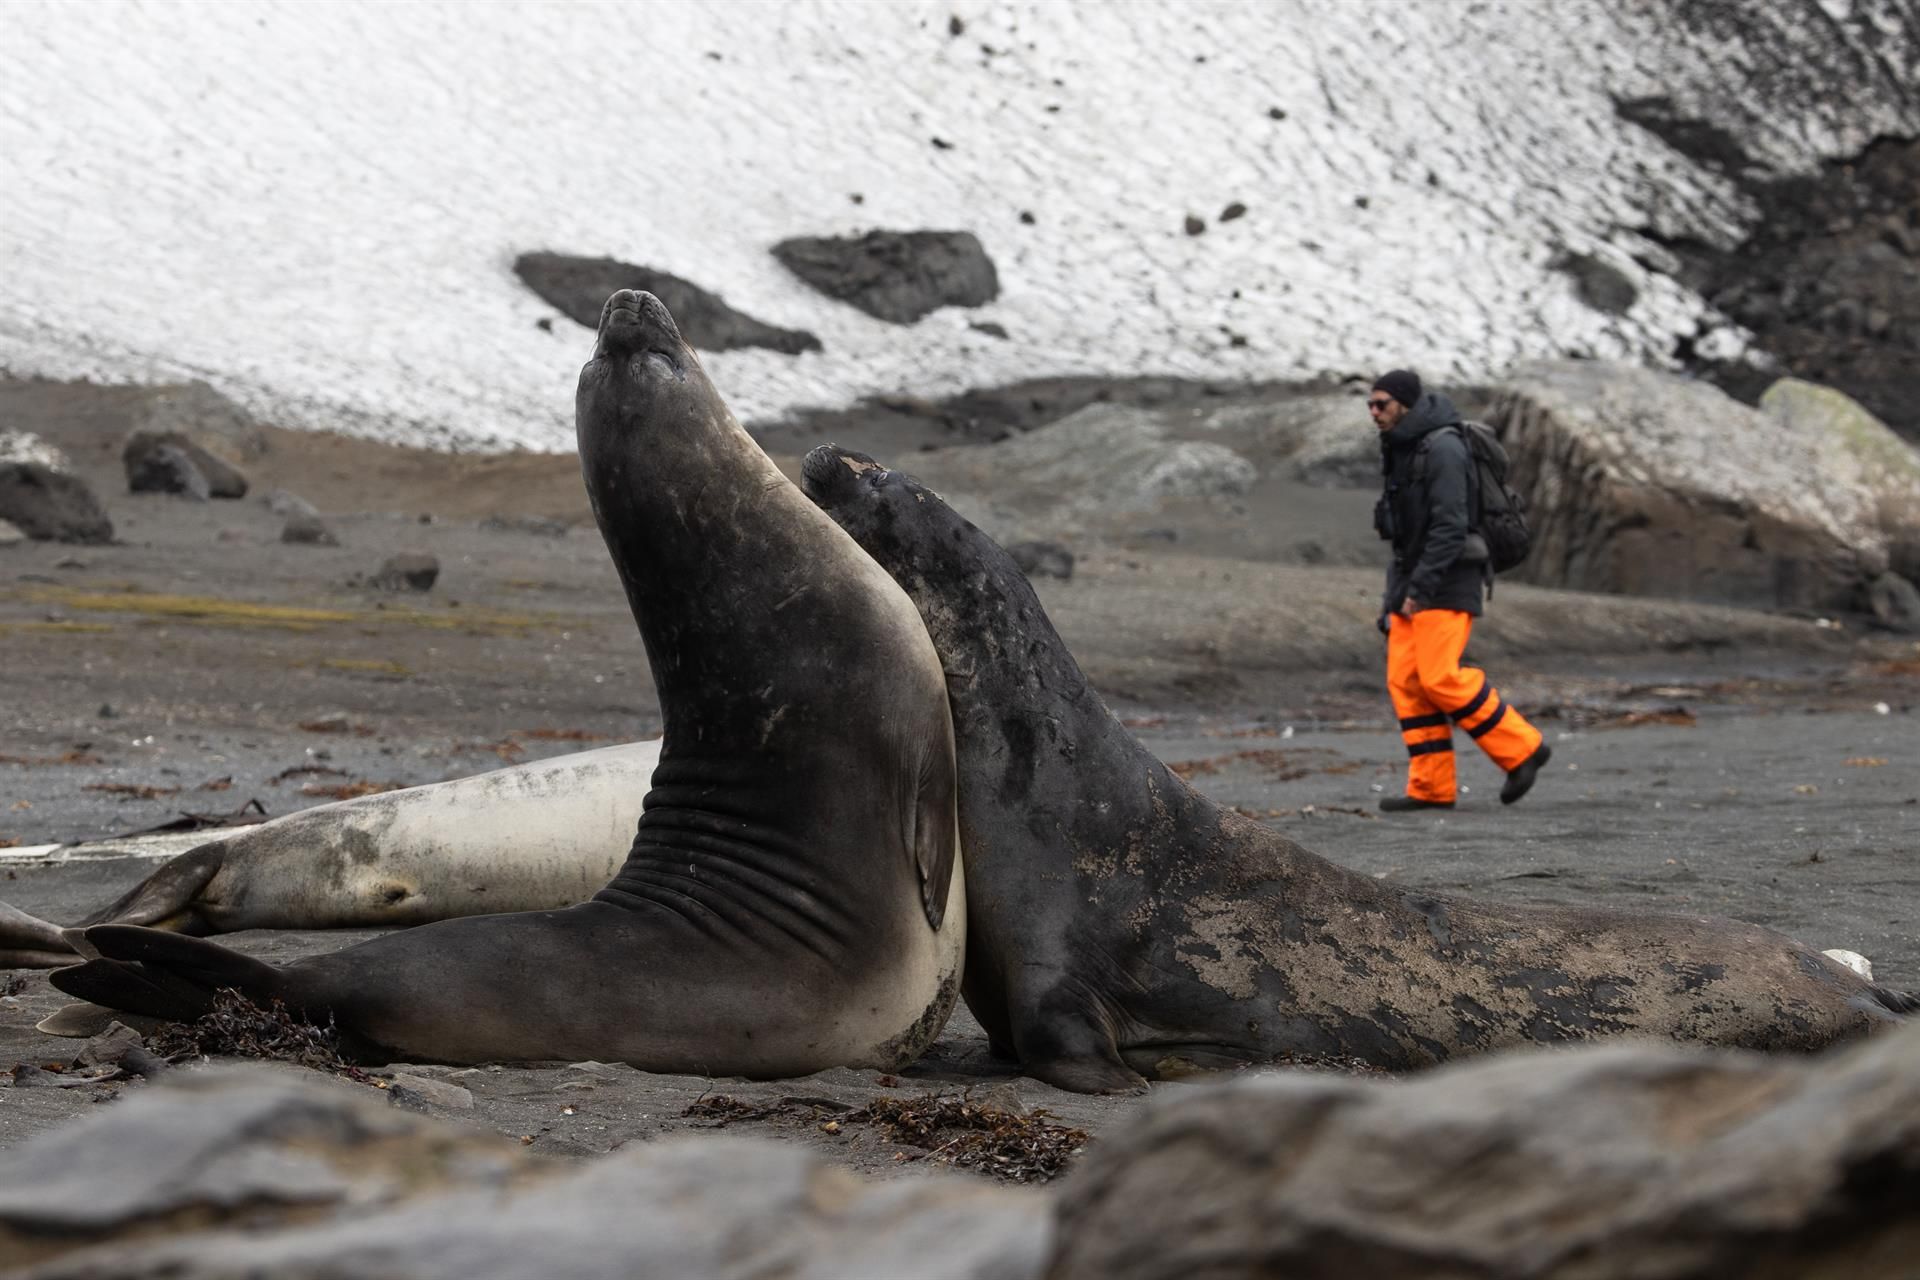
1366,397,1395,412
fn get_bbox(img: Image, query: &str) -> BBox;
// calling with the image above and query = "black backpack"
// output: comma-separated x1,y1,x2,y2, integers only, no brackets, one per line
1417,421,1531,573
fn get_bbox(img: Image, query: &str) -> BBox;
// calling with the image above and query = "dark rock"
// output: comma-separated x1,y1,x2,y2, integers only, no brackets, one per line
1008,540,1074,580
969,321,1010,340
0,461,113,544
127,381,269,463
771,230,999,324
512,253,821,355
0,1066,1050,1278
371,553,439,592
282,512,338,546
948,13,964,35
1867,571,1920,632
1051,1025,1920,1280
1183,215,1206,236
1219,202,1247,222
1556,251,1639,315
126,442,211,501
1019,211,1036,225
124,430,249,499
1636,131,1920,443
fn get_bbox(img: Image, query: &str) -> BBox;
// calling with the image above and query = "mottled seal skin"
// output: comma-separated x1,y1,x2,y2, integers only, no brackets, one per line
0,741,662,974
801,446,1915,1093
51,295,966,1076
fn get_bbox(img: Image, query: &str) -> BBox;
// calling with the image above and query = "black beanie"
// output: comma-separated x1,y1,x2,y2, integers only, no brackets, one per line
1372,369,1422,409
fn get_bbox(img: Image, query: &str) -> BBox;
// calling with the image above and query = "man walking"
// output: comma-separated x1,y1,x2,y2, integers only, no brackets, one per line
1368,369,1551,812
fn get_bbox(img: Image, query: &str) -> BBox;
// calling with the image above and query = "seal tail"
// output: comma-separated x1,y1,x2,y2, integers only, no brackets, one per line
48,925,283,1024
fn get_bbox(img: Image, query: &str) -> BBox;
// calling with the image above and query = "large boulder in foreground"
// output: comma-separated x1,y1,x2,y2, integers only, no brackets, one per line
1051,1021,1920,1280
0,1066,1048,1279
773,229,999,324
1491,361,1920,612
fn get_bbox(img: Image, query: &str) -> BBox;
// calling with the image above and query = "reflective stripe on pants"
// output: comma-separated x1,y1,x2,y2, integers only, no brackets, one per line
1386,609,1544,803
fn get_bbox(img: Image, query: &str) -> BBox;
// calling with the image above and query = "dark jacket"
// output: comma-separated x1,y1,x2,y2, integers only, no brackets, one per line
1378,392,1485,617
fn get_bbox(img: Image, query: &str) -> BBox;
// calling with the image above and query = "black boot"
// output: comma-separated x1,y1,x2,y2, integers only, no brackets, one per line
1379,795,1455,813
1501,742,1553,806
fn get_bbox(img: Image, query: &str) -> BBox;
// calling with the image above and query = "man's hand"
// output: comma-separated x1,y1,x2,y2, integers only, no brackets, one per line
1400,596,1420,616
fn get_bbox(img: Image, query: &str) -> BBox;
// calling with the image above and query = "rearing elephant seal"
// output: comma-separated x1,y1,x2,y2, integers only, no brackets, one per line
801,445,1914,1093
51,295,966,1075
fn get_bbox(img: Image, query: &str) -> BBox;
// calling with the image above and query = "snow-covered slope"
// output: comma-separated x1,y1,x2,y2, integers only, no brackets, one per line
2,0,1914,451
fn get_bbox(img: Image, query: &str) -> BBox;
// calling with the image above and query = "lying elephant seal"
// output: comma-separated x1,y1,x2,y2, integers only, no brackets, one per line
0,740,662,973
52,293,966,1075
801,445,1915,1093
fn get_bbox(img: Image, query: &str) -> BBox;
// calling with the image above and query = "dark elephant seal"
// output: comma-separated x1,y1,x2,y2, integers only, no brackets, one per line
801,445,1915,1093
50,295,966,1075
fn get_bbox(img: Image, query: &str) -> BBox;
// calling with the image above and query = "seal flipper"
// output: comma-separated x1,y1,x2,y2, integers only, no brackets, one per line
76,843,225,931
0,900,77,968
1017,987,1150,1095
48,926,283,1024
912,742,958,931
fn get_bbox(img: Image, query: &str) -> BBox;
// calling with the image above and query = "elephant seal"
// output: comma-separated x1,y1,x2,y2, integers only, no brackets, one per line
51,293,965,1075
0,740,662,973
801,445,1915,1093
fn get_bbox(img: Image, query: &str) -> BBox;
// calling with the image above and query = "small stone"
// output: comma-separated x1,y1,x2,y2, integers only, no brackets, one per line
127,444,211,500
1219,202,1247,222
383,1072,474,1111
282,512,338,546
479,515,569,538
1019,210,1036,225
264,489,319,519
1184,215,1206,236
969,320,1011,340
75,1023,144,1070
370,553,439,592
98,704,117,719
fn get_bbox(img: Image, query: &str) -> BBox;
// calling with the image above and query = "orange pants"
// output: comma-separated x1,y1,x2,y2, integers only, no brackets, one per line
1386,610,1543,803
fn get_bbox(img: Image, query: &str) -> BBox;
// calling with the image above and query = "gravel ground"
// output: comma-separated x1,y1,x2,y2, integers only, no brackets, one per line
3,382,1918,1180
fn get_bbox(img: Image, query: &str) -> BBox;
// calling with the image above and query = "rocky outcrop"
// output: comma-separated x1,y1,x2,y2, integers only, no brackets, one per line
513,253,821,355
1759,378,1920,582
1050,1022,1920,1280
907,402,1256,544
772,230,998,324
0,1066,1049,1280
0,460,112,544
1490,361,1920,612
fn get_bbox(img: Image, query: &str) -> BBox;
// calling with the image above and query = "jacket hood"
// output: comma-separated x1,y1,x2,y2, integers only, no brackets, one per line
1381,391,1463,452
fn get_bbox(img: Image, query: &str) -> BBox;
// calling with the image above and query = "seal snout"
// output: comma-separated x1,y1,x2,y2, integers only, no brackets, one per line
596,289,684,358
800,444,882,504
